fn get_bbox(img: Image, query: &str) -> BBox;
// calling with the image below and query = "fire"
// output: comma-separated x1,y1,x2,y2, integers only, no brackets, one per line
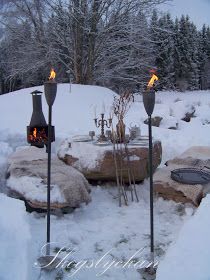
33,128,37,138
49,68,56,80
147,73,159,89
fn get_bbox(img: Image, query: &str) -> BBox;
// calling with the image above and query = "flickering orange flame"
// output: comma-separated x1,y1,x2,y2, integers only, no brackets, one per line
147,74,159,89
33,128,37,138
49,68,56,80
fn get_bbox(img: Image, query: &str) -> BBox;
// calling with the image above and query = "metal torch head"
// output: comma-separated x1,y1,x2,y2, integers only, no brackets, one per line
44,81,57,107
143,89,155,116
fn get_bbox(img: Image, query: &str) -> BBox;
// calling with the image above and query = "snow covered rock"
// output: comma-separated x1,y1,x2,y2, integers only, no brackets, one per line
156,195,210,280
144,116,163,127
6,146,91,209
57,139,162,182
153,146,210,206
0,194,30,280
154,166,203,206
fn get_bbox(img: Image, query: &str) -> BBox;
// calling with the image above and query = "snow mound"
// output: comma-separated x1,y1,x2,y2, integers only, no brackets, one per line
0,194,30,280
156,195,210,280
0,84,116,137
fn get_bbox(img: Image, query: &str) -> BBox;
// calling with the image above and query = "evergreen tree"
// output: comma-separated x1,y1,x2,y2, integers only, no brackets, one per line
155,13,175,89
198,25,210,89
174,15,199,90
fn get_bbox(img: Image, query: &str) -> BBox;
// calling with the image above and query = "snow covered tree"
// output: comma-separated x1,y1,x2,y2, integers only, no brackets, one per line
198,25,210,89
173,15,200,90
0,0,50,91
150,11,175,89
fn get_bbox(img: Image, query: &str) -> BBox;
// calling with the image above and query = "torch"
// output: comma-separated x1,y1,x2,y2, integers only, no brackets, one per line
143,70,158,269
44,68,57,256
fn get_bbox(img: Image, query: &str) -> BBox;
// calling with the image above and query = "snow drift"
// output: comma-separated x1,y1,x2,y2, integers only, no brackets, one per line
0,194,30,280
156,194,210,280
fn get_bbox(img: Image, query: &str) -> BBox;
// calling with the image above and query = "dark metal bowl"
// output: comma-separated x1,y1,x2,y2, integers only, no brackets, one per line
171,168,210,185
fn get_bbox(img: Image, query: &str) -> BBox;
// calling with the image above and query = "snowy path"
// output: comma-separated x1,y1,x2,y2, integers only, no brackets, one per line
26,184,191,280
0,133,192,280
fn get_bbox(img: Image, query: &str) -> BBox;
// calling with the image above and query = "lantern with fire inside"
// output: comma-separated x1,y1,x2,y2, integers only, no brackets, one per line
27,69,56,149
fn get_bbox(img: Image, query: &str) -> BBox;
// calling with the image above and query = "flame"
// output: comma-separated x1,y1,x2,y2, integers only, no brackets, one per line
49,68,56,80
33,128,37,138
147,73,159,89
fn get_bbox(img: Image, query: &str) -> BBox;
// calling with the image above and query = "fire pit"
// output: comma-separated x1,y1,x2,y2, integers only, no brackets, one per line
27,90,55,148
171,168,210,185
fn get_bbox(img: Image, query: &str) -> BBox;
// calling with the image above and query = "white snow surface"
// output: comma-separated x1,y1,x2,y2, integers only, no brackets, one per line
0,84,116,137
156,194,210,280
58,138,152,170
7,176,65,203
0,85,210,279
0,194,30,280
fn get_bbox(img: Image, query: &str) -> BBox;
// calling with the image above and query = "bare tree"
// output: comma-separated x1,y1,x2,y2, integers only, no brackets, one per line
0,0,170,91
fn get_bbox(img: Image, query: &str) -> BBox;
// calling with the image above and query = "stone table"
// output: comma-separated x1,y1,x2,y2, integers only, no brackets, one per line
57,138,162,183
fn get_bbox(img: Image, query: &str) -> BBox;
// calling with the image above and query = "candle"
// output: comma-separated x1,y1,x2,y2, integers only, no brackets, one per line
109,106,113,119
94,105,97,118
102,102,105,114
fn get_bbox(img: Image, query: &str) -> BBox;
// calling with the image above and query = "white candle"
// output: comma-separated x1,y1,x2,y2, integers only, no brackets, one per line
109,106,113,119
102,102,105,114
94,105,97,118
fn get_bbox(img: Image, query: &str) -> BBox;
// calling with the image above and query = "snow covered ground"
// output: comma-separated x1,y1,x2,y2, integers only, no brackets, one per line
0,194,30,280
156,194,210,280
0,84,210,279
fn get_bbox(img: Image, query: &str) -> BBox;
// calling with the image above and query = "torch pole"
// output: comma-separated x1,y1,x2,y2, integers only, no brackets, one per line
46,105,52,256
148,114,154,260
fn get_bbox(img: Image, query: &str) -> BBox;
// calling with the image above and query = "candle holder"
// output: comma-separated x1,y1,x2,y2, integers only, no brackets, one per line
94,113,112,142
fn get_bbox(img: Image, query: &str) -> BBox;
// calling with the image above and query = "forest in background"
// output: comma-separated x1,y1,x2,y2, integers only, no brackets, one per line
0,0,210,94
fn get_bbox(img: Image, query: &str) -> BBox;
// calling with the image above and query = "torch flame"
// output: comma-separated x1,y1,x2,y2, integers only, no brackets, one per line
33,128,37,138
147,73,159,89
49,68,56,80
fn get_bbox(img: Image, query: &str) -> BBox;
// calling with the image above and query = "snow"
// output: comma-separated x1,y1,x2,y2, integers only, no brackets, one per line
7,176,65,203
29,185,188,280
0,84,116,136
58,138,152,170
7,146,66,203
0,84,210,279
58,138,110,170
0,194,30,280
156,194,210,280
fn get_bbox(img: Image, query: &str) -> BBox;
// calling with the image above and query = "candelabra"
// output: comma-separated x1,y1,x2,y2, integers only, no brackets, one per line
94,114,112,141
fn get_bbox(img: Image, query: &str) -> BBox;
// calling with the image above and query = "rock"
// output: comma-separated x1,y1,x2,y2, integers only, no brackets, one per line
159,116,178,130
6,146,91,210
153,146,210,206
181,106,195,122
154,166,203,206
144,116,163,127
58,139,162,183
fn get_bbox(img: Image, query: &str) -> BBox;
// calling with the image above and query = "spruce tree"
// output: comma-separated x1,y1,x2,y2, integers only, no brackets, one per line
174,15,199,90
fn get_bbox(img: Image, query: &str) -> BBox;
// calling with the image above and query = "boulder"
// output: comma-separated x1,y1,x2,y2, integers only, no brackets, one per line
6,146,91,210
181,106,195,122
58,139,162,183
154,166,203,206
153,146,210,206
